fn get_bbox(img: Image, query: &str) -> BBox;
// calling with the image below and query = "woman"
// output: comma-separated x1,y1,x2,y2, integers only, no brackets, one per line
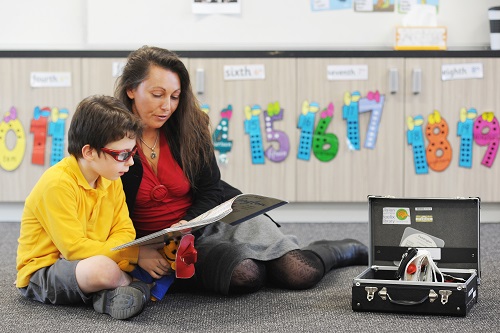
117,46,368,295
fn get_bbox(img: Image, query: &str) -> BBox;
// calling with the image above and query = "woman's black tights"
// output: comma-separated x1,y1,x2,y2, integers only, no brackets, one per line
228,250,325,294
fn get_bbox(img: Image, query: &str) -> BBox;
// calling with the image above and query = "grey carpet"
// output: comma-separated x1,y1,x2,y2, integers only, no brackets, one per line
1,222,497,333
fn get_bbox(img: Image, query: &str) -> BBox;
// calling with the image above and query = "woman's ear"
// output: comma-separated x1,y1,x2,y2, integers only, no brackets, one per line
81,144,95,161
126,88,135,100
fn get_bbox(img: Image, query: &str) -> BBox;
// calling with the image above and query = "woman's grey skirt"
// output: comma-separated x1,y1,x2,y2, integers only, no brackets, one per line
192,214,300,294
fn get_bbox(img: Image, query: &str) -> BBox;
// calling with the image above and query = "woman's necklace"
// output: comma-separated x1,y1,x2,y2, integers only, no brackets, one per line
140,131,159,159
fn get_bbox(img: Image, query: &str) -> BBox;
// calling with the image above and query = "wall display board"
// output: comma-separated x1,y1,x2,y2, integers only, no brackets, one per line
188,58,297,201
1,52,500,203
404,57,500,201
0,58,81,201
296,58,405,202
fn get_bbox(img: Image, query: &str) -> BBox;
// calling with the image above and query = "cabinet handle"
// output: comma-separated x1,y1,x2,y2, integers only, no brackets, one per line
389,68,399,94
196,68,205,95
412,68,422,95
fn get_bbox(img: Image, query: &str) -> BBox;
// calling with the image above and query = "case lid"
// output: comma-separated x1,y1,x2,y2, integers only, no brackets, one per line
367,196,480,278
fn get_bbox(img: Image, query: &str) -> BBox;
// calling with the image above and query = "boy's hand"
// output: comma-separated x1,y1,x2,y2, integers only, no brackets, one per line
138,244,173,279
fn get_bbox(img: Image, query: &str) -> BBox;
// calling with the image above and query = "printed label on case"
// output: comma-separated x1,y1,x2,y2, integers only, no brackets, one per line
383,207,411,224
415,207,432,211
416,215,433,222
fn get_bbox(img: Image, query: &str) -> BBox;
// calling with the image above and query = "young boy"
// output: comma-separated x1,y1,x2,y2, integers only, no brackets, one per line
16,95,150,320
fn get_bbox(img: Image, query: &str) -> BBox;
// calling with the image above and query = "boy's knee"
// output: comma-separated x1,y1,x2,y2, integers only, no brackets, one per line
76,255,126,290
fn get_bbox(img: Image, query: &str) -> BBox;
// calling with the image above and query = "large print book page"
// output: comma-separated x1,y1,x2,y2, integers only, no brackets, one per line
112,193,287,250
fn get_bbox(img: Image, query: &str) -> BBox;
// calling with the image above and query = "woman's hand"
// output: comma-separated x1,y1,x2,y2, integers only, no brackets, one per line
138,243,173,279
171,219,189,228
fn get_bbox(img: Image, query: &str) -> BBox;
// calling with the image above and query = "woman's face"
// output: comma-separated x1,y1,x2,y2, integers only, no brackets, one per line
126,65,181,130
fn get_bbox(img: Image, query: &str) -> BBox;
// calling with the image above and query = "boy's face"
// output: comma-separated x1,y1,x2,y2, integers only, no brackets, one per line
94,136,137,181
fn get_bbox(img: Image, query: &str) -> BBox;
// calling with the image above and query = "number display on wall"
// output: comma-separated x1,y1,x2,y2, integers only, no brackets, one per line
425,110,452,172
457,107,477,168
244,104,265,164
312,102,338,162
263,102,289,163
473,112,499,168
212,104,234,164
0,107,26,171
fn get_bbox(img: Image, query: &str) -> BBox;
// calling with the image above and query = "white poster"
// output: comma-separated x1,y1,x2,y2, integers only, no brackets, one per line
192,0,241,14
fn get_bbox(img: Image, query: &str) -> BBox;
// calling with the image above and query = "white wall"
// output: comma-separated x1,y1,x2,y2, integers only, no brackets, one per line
0,0,498,50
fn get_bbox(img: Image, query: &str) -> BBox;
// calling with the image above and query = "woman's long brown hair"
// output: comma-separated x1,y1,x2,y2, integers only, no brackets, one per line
115,45,213,188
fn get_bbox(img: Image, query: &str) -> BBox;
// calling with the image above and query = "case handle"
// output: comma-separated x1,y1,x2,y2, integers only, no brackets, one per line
378,287,438,305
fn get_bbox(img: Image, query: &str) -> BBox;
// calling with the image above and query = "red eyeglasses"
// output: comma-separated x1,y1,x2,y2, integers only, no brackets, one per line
101,146,138,162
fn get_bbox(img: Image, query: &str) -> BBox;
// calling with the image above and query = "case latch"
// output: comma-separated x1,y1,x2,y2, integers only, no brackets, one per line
365,287,378,301
429,289,438,303
439,290,452,305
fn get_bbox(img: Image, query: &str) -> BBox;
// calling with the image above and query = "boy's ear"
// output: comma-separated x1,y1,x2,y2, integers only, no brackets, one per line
81,144,95,161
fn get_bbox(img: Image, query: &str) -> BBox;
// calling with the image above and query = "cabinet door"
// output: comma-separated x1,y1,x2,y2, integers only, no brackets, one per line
0,58,82,201
404,58,500,201
296,58,405,202
81,58,127,96
81,57,189,97
188,58,297,200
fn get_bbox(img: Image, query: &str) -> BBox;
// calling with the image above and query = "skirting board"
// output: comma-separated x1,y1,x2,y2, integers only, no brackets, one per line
1,201,499,223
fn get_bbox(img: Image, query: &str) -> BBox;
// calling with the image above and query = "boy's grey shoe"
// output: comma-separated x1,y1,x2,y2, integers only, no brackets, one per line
93,281,150,320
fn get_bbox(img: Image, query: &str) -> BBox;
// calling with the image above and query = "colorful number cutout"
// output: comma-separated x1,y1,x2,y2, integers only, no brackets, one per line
342,92,361,150
473,112,499,168
359,91,384,149
0,107,26,171
47,107,69,166
425,110,452,172
407,115,428,175
244,105,265,164
457,107,477,168
212,105,233,164
312,103,338,162
264,102,289,163
30,106,51,165
297,101,319,160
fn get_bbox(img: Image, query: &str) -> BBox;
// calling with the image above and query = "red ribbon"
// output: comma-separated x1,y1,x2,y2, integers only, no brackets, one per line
175,234,197,279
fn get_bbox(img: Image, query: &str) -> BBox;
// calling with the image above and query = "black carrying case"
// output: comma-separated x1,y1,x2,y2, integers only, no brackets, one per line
352,196,480,317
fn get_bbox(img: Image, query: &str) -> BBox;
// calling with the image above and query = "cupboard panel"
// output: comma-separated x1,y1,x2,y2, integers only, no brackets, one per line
188,58,297,201
404,58,500,201
296,58,405,201
0,58,82,201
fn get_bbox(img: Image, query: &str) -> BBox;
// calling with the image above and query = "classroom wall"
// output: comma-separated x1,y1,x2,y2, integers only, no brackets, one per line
0,0,498,51
1,0,500,223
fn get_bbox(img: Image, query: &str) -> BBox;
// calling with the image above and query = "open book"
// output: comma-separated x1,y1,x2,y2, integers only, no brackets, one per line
112,193,287,250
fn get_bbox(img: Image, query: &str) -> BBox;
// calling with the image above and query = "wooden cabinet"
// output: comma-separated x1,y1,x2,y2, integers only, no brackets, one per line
0,58,81,201
188,58,297,201
295,58,405,201
0,53,499,203
403,58,500,201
